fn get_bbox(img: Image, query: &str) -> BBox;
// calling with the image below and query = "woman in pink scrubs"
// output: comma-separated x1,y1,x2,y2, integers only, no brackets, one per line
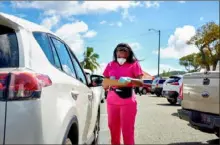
103,43,143,145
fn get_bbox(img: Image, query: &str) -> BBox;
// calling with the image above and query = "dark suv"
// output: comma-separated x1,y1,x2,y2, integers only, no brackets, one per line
151,78,166,97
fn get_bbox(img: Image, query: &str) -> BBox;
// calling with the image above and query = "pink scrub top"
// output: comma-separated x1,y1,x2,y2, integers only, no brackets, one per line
103,61,143,105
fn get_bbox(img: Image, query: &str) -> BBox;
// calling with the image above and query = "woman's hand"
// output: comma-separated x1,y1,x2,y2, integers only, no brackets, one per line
118,77,143,87
118,77,132,83
118,76,143,87
132,75,144,86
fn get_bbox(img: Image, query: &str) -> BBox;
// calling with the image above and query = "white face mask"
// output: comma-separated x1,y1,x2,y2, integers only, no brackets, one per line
117,58,126,65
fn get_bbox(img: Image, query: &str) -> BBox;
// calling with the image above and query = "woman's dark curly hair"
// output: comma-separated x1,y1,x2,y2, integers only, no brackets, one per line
113,43,137,63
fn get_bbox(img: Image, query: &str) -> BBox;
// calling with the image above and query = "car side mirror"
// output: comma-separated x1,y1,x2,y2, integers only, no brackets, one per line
89,74,104,87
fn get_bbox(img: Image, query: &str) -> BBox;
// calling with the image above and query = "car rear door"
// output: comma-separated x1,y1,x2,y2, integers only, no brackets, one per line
63,42,94,143
0,25,19,144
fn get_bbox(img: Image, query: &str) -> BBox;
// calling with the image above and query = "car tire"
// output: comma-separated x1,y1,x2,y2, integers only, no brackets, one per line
156,93,161,97
216,130,219,137
92,107,100,145
142,88,147,95
64,138,72,145
167,98,177,105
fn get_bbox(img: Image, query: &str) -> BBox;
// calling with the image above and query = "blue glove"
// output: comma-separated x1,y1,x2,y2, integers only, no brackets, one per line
110,76,116,80
118,77,131,83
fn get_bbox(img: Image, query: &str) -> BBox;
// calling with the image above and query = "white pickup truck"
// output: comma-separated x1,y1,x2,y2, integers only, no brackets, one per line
178,62,220,137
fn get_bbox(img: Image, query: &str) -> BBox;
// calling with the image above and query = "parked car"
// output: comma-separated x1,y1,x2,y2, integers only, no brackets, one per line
151,78,166,97
0,12,101,144
178,62,220,137
84,69,105,103
139,79,153,95
162,75,183,104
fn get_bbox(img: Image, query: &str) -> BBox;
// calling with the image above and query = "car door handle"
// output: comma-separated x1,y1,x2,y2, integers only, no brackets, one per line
88,93,93,101
203,78,210,85
201,91,209,98
71,90,79,100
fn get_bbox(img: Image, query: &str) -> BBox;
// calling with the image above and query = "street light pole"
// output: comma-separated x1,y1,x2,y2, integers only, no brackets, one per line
158,30,161,77
149,28,161,77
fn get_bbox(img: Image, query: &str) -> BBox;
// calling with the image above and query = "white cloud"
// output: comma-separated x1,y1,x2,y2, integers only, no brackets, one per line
152,25,199,59
109,23,115,26
41,15,60,30
145,1,161,8
11,1,141,17
55,21,89,54
83,30,97,38
178,1,186,3
144,64,184,76
200,16,204,21
121,9,135,22
117,21,123,27
100,20,107,24
129,42,141,51
109,22,122,27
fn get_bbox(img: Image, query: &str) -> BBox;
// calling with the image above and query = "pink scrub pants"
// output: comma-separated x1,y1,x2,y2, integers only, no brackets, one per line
107,102,137,145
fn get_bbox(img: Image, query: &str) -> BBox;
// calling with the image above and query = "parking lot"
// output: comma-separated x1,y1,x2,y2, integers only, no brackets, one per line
98,95,219,144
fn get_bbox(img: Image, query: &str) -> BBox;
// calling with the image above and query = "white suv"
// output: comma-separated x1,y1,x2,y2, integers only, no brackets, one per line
0,13,101,144
162,75,183,104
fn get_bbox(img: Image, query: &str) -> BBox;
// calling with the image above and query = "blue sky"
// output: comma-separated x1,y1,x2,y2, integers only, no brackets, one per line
0,1,219,75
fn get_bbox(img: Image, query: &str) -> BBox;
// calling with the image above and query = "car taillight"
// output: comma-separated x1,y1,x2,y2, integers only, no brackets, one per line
1,71,52,101
178,83,183,100
171,82,179,85
0,73,8,91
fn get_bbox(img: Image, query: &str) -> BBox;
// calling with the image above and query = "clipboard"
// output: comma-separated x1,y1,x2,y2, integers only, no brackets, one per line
102,78,129,87
102,78,143,87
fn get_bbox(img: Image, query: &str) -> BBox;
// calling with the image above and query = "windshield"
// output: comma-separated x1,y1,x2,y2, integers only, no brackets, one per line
167,76,181,83
143,80,152,84
158,79,166,84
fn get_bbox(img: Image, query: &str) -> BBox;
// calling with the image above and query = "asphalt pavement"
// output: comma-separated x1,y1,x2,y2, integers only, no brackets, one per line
98,94,219,144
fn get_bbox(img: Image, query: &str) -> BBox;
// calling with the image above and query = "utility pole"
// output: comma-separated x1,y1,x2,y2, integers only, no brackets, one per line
158,30,161,77
149,28,161,77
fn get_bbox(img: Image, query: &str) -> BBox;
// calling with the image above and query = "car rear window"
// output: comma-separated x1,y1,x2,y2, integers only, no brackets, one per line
0,25,19,68
33,32,54,64
167,76,181,83
143,80,153,84
159,79,166,84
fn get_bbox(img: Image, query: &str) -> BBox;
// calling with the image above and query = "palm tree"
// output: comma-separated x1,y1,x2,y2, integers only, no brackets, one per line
80,47,100,72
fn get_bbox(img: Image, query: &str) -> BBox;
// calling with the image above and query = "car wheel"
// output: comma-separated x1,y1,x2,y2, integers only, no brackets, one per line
92,107,100,145
142,88,147,95
167,98,177,105
64,138,72,145
216,130,219,137
156,93,161,97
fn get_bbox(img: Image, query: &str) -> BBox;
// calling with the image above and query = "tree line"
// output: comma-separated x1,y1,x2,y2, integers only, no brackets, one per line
179,22,220,72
